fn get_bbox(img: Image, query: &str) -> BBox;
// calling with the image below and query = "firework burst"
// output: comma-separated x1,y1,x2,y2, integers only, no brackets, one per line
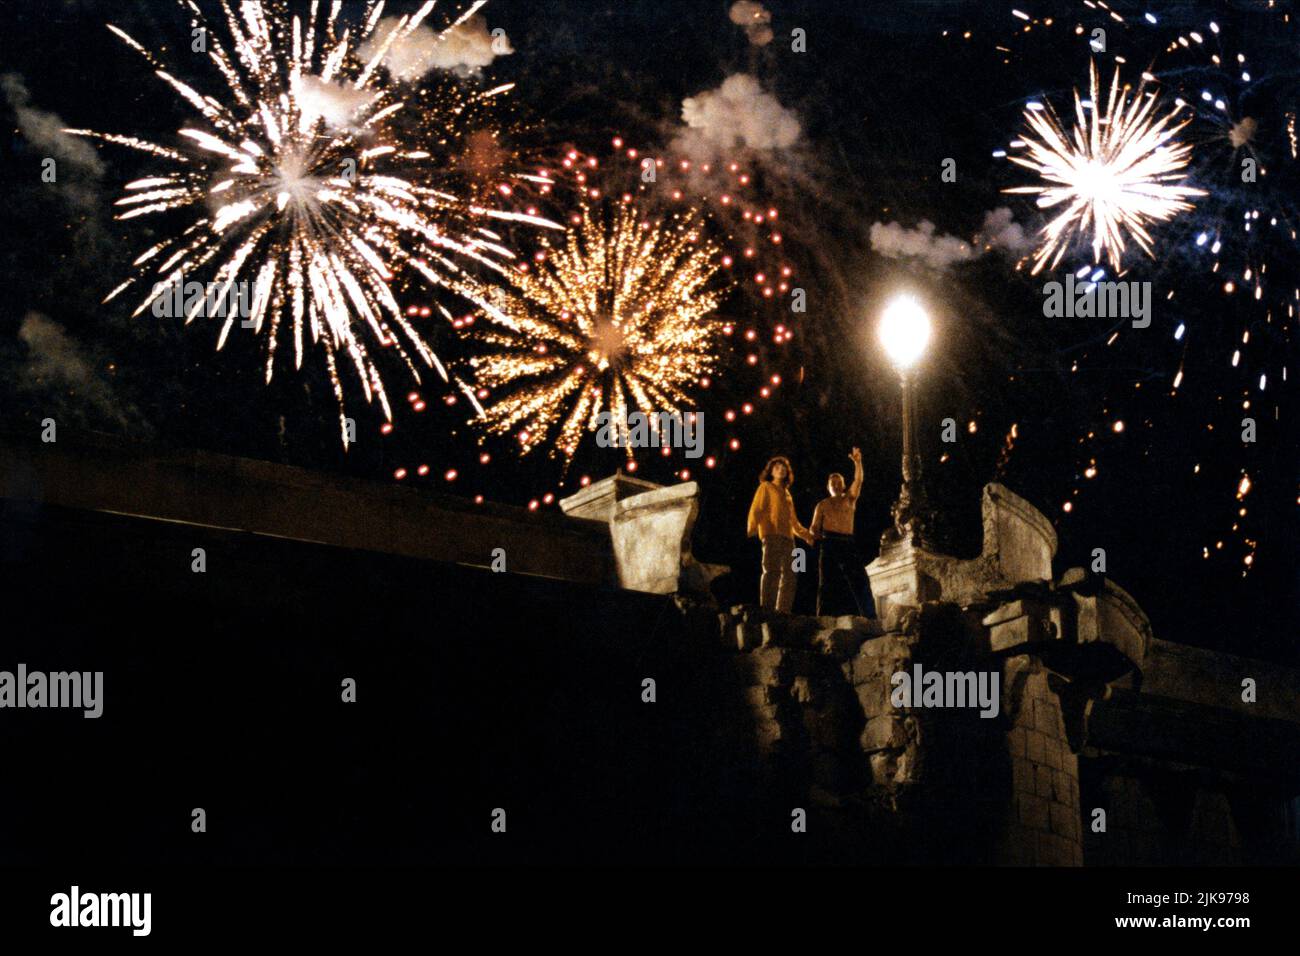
69,0,554,443
467,202,732,462
383,137,797,496
1006,61,1205,274
1158,16,1300,314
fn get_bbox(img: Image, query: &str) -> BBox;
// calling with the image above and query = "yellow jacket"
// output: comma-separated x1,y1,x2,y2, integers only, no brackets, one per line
747,481,811,542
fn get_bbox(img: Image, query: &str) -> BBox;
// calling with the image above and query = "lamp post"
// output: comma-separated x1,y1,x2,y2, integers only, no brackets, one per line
878,294,934,548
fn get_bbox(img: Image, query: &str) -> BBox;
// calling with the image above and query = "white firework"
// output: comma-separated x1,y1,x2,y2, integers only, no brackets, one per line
1006,61,1206,274
68,0,556,443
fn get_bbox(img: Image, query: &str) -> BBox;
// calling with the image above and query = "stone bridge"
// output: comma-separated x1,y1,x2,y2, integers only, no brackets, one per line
571,471,1300,865
3,432,1298,865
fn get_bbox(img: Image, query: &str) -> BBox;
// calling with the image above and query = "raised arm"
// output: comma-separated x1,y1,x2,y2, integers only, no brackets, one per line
849,447,863,500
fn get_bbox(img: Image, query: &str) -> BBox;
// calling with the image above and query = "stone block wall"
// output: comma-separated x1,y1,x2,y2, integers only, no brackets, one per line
1080,767,1255,865
713,591,1297,866
1081,772,1168,865
999,659,1083,865
726,607,886,798
1186,789,1244,864
721,603,1016,864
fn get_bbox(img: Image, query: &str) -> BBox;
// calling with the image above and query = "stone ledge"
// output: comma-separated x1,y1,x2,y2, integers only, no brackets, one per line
0,430,616,585
558,471,664,522
721,605,884,655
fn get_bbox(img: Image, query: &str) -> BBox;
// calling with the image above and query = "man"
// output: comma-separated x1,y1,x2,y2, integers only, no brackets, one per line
810,447,874,617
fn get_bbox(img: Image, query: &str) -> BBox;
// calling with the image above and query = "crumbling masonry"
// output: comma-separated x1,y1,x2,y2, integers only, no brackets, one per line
568,474,1300,865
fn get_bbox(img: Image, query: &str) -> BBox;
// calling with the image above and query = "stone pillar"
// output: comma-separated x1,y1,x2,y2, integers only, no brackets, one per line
863,483,1156,865
561,473,728,596
1000,658,1084,865
609,482,725,595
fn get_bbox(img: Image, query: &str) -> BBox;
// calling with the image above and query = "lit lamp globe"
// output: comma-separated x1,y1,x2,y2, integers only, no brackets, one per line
878,295,932,371
878,293,933,549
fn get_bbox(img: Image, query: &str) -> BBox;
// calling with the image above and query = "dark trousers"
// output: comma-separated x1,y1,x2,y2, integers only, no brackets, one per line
817,532,874,617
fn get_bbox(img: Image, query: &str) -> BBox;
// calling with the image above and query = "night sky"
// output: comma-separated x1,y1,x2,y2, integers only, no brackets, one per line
1,0,1296,662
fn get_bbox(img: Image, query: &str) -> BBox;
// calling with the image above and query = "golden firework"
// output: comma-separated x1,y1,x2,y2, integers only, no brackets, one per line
470,203,732,461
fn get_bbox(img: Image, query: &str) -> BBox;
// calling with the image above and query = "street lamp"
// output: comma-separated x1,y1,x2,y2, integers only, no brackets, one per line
879,294,934,547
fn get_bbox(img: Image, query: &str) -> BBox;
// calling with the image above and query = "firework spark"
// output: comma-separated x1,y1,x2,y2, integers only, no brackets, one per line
1006,62,1205,274
468,203,732,462
69,0,554,443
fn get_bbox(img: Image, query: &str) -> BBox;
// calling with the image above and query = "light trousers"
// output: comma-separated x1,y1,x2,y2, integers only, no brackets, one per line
760,535,797,613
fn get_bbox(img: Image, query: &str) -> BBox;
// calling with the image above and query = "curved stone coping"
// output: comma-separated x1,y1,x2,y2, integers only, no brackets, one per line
614,480,701,516
1093,578,1153,669
983,482,1058,556
981,482,1057,583
1139,638,1300,724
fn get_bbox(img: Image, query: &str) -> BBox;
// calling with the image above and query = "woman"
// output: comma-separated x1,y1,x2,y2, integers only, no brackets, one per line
747,456,816,613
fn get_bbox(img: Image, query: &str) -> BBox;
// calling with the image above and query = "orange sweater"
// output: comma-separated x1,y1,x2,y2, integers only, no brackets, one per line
747,481,810,542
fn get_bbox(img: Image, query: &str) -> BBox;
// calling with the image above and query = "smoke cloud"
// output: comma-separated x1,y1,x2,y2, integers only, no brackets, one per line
677,74,801,154
973,206,1037,257
290,75,377,130
360,15,512,81
870,220,974,270
1,72,113,268
15,313,149,434
871,208,1037,270
729,2,774,47
2,73,105,177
